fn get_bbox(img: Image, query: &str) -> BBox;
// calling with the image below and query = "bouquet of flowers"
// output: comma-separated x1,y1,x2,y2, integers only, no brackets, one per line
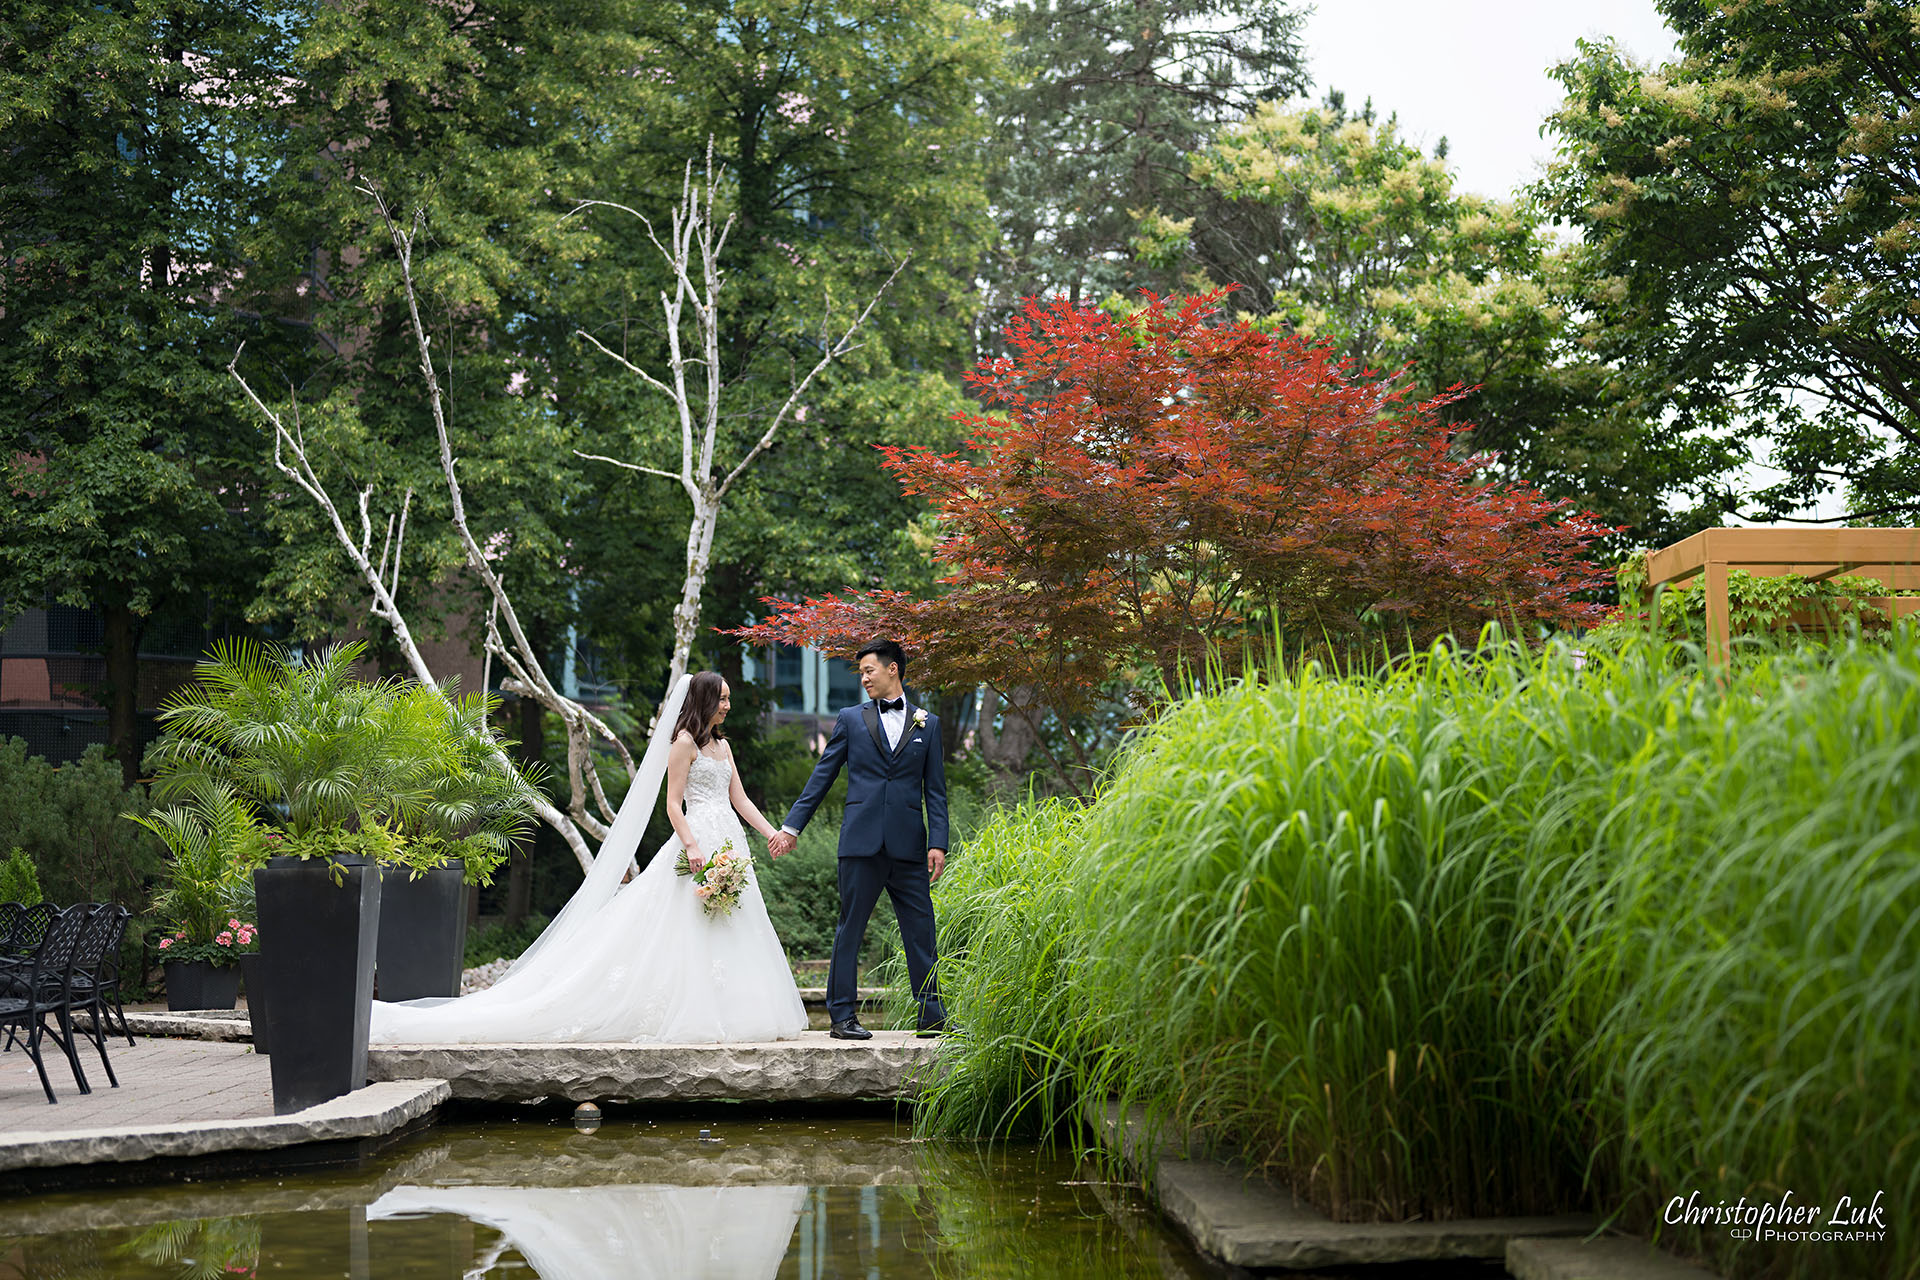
674,840,751,918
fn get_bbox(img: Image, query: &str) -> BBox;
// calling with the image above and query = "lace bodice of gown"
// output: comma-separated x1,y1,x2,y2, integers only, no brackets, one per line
683,752,747,858
684,751,733,816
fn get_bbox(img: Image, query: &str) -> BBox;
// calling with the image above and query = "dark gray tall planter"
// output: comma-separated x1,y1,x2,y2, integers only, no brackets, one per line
163,959,241,1011
376,863,468,1001
237,951,270,1055
252,853,380,1115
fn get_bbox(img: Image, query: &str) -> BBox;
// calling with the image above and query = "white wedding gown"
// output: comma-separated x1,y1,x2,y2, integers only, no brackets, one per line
370,741,807,1045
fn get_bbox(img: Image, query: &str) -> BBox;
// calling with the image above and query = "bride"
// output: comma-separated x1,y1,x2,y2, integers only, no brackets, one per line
370,673,808,1044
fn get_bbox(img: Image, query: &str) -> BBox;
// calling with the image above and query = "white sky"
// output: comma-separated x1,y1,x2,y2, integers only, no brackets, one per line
1297,0,1680,201
1297,2,1853,521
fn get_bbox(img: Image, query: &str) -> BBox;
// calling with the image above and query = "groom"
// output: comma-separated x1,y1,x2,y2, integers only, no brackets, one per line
769,639,948,1040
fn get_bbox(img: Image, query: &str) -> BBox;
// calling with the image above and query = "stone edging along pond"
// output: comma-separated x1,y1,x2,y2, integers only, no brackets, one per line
1082,1101,1723,1280
0,1078,447,1194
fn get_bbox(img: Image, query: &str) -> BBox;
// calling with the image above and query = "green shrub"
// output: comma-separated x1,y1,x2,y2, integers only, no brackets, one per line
0,738,163,909
758,807,895,961
912,631,1918,1280
464,912,550,968
0,846,42,905
763,783,992,962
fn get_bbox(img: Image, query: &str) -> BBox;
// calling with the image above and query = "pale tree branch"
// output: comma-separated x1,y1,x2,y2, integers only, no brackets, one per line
573,328,677,399
572,450,687,487
570,138,906,698
365,180,638,856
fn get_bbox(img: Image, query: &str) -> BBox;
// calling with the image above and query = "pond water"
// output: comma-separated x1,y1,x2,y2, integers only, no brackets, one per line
0,1115,1224,1279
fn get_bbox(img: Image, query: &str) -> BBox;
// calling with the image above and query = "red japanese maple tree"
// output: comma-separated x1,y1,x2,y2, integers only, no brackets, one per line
732,292,1614,770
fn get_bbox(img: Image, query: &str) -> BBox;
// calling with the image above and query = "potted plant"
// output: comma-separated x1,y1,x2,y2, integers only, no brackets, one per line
373,683,530,1001
146,638,533,1112
154,919,259,1010
130,782,266,1012
148,640,401,1112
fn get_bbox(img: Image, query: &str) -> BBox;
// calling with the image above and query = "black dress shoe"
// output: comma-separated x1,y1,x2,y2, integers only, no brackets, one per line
829,1018,873,1040
914,1016,947,1038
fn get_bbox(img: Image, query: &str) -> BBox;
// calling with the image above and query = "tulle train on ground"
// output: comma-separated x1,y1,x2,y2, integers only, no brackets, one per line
370,753,807,1045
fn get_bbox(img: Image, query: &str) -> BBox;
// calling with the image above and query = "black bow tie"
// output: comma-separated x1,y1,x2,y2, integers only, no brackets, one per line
878,697,905,713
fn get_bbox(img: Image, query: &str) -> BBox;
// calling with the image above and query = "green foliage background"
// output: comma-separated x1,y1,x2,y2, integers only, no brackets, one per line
0,740,162,910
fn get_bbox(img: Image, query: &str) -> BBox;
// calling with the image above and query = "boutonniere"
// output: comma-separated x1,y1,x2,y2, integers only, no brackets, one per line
911,708,929,729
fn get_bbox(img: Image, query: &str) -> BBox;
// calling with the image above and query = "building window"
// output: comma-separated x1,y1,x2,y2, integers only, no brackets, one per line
771,643,807,711
825,658,862,710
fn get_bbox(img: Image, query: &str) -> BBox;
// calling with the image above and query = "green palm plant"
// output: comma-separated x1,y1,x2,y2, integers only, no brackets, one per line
149,639,404,836
121,1214,262,1279
377,680,542,881
147,638,535,883
130,779,266,963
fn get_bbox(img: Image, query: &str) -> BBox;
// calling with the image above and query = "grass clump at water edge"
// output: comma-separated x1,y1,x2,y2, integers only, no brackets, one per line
902,632,1918,1280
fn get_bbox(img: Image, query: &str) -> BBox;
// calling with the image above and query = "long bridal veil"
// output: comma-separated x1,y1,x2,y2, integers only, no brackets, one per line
500,674,692,977
368,676,692,1038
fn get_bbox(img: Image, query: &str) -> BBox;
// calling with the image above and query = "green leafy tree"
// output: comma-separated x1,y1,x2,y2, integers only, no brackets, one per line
1158,97,1679,551
234,0,648,651
0,0,296,783
982,0,1306,317
1536,0,1920,524
562,0,1003,685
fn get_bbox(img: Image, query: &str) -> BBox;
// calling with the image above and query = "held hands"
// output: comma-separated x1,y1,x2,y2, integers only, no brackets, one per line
766,831,797,859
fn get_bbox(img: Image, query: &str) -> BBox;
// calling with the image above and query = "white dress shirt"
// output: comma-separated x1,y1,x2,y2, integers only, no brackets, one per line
878,698,908,749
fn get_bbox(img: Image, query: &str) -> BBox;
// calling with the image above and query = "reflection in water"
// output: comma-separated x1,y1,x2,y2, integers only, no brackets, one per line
370,1185,806,1279
0,1119,1220,1280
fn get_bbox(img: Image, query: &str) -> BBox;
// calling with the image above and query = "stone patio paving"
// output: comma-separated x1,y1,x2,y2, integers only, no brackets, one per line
0,1034,273,1132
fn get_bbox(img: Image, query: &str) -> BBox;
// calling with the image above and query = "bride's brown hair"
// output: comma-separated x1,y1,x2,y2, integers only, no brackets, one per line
673,671,727,748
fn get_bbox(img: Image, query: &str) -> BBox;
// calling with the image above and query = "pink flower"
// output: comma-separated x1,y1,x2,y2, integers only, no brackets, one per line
216,931,234,946
777,90,813,124
228,918,242,930
158,937,173,950
237,928,255,945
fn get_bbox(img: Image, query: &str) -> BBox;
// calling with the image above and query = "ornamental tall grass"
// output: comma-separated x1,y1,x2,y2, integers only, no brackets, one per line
908,632,1918,1280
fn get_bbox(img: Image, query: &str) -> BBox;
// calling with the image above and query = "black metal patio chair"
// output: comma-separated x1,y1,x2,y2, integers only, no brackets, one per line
1,901,56,959
68,904,135,1048
0,901,59,1019
0,905,92,1103
64,904,123,1089
0,903,22,947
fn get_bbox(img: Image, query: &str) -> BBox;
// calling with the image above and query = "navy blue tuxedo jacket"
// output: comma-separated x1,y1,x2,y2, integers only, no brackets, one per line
783,700,948,859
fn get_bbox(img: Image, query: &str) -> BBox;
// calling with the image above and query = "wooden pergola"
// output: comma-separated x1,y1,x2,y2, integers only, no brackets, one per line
1639,527,1920,662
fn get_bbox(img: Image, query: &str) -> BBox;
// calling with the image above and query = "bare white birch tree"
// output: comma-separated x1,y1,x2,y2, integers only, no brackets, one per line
570,149,906,694
229,185,636,873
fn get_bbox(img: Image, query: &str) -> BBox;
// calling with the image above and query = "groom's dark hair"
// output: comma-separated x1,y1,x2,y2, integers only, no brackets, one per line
856,638,907,676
